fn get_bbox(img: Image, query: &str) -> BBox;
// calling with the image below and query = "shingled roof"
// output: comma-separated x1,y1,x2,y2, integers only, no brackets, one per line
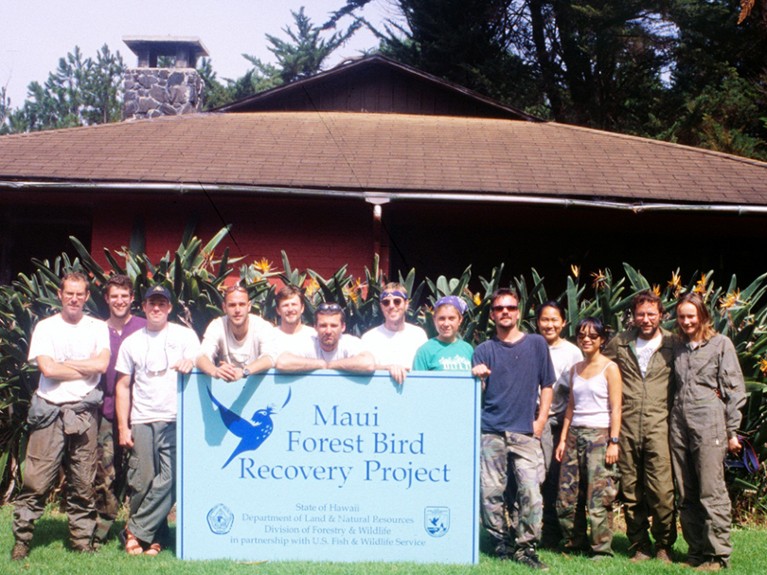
1,111,767,211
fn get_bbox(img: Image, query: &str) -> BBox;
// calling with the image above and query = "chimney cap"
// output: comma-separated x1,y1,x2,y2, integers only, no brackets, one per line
123,36,209,67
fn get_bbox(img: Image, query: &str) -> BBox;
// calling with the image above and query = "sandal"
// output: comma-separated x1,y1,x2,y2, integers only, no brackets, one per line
123,530,143,556
144,542,162,556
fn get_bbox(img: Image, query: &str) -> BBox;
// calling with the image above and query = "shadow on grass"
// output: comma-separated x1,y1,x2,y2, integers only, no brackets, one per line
28,514,71,550
20,511,176,555
478,521,634,561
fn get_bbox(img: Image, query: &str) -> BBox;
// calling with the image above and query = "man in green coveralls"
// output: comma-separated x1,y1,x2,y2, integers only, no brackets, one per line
604,290,676,562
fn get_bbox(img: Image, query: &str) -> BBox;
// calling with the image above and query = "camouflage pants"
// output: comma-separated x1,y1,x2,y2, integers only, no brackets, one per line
556,426,618,556
92,416,122,544
540,413,564,545
480,432,545,553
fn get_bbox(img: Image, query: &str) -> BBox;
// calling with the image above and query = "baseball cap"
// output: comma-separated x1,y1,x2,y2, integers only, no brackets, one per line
142,284,172,302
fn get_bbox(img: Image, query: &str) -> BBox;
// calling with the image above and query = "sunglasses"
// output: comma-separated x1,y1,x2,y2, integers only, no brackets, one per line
492,305,519,312
317,302,343,313
381,298,405,307
577,332,601,341
224,285,248,295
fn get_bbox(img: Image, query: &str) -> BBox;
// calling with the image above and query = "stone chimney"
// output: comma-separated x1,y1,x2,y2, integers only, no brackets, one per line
122,36,209,120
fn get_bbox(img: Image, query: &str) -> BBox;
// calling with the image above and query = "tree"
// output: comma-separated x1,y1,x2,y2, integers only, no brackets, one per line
0,87,11,135
5,45,125,133
262,6,360,84
327,0,544,111
328,0,767,157
661,0,767,158
523,1,673,132
200,7,359,109
327,1,672,131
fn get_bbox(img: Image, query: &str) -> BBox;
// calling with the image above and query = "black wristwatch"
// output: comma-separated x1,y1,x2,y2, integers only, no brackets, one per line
242,368,251,379
609,437,620,445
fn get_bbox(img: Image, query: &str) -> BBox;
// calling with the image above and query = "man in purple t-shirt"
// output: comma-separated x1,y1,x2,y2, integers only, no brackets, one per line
472,288,554,570
92,275,145,546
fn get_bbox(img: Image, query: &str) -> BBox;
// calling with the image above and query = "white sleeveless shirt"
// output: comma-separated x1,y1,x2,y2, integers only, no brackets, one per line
571,361,614,428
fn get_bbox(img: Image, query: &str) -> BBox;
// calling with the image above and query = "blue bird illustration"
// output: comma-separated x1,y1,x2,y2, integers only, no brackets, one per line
207,386,292,469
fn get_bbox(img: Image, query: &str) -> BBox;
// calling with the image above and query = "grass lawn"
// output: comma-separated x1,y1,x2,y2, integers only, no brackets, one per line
2,505,767,574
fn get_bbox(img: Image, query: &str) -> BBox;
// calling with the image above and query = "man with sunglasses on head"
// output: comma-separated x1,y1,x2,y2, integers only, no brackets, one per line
472,288,555,570
114,285,199,556
361,282,427,384
275,302,375,373
196,285,274,381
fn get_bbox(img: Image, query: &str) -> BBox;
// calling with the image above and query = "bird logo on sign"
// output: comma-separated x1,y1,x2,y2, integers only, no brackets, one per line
207,386,292,469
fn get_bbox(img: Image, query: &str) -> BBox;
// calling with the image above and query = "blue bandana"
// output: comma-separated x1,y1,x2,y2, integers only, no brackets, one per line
435,296,468,315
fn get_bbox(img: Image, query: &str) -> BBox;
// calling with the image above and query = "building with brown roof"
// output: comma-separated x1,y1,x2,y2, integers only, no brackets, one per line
1,54,767,288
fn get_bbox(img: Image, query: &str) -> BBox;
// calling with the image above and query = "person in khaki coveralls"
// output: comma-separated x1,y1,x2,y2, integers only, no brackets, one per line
604,291,676,562
671,293,745,571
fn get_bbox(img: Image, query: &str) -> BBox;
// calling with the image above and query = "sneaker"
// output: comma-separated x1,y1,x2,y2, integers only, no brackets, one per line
11,541,29,561
655,547,673,563
513,547,550,571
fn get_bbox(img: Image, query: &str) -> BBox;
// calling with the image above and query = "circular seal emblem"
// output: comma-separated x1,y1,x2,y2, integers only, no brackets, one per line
207,503,235,535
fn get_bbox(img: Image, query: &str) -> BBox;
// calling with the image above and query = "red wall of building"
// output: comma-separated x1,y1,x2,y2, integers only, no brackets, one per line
90,191,382,281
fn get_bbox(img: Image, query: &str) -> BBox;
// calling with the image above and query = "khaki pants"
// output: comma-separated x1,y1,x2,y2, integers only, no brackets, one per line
126,421,176,544
13,410,98,549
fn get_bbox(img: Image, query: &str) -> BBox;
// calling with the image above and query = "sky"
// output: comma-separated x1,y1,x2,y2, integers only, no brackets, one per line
1,0,396,107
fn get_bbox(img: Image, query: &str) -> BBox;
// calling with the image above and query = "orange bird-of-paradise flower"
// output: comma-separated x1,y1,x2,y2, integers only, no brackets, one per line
473,292,482,307
252,257,274,274
719,289,742,311
693,273,708,295
570,264,580,279
757,355,767,376
667,271,683,297
305,278,320,297
651,284,661,297
343,284,360,304
591,269,608,290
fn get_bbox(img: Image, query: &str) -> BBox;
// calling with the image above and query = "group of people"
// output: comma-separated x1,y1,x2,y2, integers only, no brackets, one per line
10,274,746,572
471,289,745,571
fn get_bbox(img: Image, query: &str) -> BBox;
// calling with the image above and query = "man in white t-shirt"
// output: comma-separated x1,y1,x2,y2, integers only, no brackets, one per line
361,283,427,384
262,285,316,362
196,285,274,381
115,285,199,556
604,290,677,563
12,272,110,560
275,302,374,373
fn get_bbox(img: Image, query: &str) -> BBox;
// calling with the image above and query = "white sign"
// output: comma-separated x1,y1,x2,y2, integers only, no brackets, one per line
176,370,480,564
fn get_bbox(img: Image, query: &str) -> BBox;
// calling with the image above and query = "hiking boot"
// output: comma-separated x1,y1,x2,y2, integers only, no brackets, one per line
11,541,29,561
493,541,513,560
655,547,673,563
513,547,550,571
696,559,724,572
630,547,652,562
71,543,95,554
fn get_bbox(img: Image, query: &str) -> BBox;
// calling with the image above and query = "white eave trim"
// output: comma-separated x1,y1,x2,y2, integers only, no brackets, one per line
2,179,767,215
